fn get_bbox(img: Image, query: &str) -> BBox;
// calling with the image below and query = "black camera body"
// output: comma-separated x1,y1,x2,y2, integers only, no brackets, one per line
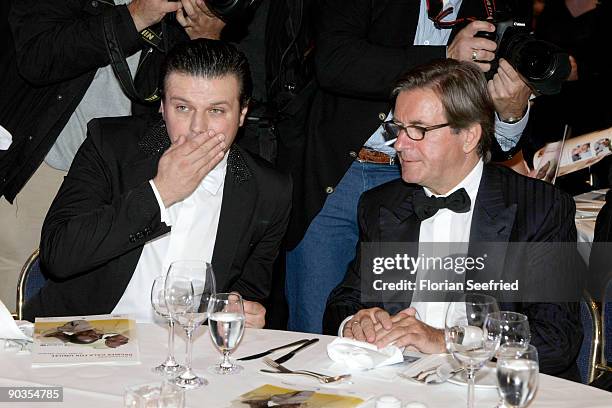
205,0,259,23
476,17,571,95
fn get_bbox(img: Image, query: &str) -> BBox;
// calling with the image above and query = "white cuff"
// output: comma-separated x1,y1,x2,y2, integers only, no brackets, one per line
149,179,171,226
338,315,354,337
494,102,531,152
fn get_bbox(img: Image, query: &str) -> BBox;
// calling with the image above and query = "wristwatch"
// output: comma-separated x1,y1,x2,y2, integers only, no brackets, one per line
502,116,522,124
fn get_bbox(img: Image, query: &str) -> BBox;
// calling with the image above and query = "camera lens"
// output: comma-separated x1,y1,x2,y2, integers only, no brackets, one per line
205,0,256,22
500,31,570,95
516,42,555,81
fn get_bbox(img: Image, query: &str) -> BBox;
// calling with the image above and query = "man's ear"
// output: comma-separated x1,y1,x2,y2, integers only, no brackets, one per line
461,123,481,155
238,104,249,127
160,99,165,119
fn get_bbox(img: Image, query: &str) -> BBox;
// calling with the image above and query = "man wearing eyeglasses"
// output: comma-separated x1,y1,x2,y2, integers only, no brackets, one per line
323,59,583,381
286,0,532,334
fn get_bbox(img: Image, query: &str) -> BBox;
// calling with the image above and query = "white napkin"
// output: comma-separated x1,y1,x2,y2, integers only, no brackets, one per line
0,300,32,342
0,125,12,150
326,338,403,370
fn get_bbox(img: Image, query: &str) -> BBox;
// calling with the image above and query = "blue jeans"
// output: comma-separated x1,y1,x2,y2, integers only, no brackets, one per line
286,161,400,333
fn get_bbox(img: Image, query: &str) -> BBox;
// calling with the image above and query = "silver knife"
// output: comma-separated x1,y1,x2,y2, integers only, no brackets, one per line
236,339,311,361
274,338,320,364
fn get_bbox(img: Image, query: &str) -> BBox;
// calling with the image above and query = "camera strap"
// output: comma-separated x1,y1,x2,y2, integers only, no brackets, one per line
426,0,495,29
102,13,162,104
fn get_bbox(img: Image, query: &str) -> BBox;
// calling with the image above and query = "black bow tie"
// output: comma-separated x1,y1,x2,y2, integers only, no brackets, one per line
412,188,471,221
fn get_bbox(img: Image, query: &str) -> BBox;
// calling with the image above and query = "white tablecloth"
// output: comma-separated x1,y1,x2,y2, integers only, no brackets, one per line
1,324,611,407
574,189,607,262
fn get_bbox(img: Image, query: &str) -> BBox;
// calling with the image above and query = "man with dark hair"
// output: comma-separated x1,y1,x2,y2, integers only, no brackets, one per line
0,0,226,312
24,39,292,328
324,59,583,380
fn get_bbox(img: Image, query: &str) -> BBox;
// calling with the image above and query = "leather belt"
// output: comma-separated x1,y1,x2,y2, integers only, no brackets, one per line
357,148,396,165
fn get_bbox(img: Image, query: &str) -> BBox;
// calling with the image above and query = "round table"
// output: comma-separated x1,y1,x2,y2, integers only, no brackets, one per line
1,324,611,407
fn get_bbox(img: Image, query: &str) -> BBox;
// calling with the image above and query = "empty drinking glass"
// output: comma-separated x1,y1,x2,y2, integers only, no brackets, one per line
486,311,531,351
150,276,183,375
165,261,216,389
445,294,501,408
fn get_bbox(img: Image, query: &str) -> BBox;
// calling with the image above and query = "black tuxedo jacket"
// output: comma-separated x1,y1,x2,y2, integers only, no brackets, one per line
24,115,292,321
324,164,583,381
287,0,522,248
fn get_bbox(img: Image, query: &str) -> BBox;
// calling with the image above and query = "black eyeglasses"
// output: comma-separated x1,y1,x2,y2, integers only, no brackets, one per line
382,120,450,143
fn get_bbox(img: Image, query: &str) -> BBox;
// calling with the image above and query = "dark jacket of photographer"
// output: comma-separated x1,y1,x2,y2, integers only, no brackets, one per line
286,0,521,249
0,0,188,202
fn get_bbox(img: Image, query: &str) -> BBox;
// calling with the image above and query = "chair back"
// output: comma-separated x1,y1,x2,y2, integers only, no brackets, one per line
577,291,603,384
16,249,46,320
604,280,612,364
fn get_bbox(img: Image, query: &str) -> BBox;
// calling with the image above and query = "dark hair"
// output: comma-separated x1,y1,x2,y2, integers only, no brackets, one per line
161,39,252,108
392,59,495,160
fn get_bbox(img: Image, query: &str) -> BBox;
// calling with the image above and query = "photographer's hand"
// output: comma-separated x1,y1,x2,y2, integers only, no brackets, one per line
568,55,579,81
128,0,182,32
177,0,226,40
447,21,497,72
488,59,531,122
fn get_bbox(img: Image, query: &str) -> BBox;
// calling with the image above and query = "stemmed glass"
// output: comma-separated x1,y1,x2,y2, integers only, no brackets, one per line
485,312,531,351
208,293,246,375
165,260,216,389
150,276,183,375
445,294,501,408
496,344,539,408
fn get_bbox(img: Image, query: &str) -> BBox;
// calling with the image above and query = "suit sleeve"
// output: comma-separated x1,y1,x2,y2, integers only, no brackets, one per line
40,120,167,280
315,0,445,100
10,0,141,86
323,195,376,335
522,191,584,377
228,175,293,303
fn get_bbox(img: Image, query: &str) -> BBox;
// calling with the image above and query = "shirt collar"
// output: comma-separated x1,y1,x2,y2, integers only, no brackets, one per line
423,159,483,207
197,152,228,195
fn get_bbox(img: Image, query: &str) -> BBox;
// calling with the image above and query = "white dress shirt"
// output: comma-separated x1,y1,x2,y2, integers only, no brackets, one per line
409,159,483,328
339,160,484,335
112,154,228,322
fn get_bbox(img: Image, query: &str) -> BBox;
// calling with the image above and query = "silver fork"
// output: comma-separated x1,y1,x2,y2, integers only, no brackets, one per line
262,357,351,384
399,366,464,384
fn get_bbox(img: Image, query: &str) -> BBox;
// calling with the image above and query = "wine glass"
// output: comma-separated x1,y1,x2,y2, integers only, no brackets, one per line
486,311,531,351
445,294,501,408
208,293,246,375
150,276,183,375
496,344,539,408
165,261,216,389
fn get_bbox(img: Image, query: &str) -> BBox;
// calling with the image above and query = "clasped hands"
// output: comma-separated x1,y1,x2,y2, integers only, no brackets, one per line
343,307,445,354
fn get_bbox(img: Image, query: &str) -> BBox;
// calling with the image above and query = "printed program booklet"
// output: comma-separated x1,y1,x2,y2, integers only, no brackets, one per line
532,126,612,183
228,384,364,408
32,314,139,366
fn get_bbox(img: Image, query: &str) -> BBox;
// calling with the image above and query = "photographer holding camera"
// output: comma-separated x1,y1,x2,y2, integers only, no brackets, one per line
286,0,535,334
0,0,226,308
